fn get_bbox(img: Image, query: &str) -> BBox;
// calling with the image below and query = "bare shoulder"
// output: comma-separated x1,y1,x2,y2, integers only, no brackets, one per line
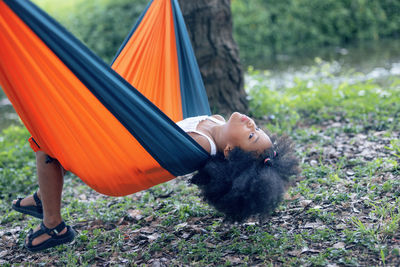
211,114,225,122
186,132,211,154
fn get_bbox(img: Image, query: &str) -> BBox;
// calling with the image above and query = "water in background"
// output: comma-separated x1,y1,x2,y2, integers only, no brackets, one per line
1,39,400,131
247,38,400,91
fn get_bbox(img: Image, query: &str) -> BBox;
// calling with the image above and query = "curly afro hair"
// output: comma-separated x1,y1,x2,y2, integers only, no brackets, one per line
190,134,300,222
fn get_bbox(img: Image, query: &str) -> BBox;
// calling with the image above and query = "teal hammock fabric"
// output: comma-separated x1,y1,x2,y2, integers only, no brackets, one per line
0,0,211,195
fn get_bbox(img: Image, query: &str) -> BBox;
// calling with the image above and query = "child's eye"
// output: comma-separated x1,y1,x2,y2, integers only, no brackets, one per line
249,133,254,139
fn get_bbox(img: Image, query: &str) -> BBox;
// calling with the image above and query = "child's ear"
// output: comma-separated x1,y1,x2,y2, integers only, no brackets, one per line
224,144,232,158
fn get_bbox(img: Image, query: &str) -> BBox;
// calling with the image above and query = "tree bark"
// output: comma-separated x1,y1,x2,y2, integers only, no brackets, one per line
178,0,247,116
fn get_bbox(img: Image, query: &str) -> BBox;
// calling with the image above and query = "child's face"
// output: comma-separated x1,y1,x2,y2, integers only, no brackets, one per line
223,112,272,156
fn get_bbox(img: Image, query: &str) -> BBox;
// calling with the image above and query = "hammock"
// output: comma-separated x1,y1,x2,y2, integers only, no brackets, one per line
0,0,211,196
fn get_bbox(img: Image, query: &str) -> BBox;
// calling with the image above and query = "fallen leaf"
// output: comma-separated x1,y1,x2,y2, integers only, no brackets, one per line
333,242,346,249
300,200,312,207
301,247,321,254
144,215,154,222
138,227,154,235
303,222,325,229
335,224,347,230
288,250,301,257
225,256,242,264
147,233,160,242
127,209,143,220
176,222,188,229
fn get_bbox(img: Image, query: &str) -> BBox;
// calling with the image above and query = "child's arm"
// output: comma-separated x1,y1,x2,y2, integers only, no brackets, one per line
186,132,211,154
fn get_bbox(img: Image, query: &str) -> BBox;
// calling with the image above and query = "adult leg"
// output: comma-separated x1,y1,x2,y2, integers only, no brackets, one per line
26,151,67,246
37,151,64,223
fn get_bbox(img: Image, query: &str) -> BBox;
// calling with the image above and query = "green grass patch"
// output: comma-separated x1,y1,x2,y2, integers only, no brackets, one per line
1,66,400,265
248,61,400,134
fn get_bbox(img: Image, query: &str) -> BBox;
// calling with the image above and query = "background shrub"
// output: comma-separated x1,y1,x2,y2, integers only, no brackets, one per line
34,0,148,63
231,0,400,66
34,0,400,67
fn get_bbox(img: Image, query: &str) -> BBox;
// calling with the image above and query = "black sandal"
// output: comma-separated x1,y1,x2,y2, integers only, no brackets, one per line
12,192,43,219
25,221,75,252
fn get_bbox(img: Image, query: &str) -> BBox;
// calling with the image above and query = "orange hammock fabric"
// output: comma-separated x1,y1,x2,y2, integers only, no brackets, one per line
0,0,210,196
112,0,182,121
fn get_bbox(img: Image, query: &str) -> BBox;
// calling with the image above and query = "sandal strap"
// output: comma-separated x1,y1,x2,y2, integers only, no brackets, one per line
26,221,67,248
15,198,23,207
28,221,66,243
41,221,66,237
28,225,46,241
33,192,42,208
51,221,66,235
33,192,43,213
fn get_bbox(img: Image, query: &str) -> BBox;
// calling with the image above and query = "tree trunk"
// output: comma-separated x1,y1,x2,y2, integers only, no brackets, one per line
178,0,247,116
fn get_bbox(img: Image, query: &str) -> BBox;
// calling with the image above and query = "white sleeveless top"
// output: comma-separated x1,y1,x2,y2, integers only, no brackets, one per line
176,116,225,155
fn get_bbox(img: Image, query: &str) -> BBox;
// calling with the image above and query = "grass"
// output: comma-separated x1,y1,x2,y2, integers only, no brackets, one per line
247,59,400,134
0,63,400,265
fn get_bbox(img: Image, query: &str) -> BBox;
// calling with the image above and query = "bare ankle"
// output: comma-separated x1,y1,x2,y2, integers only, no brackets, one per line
43,217,63,228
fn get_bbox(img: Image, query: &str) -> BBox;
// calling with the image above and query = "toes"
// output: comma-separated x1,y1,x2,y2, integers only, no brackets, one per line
26,226,48,247
13,196,35,207
26,226,67,247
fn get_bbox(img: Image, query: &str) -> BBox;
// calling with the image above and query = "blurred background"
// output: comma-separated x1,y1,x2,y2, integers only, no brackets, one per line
1,0,399,129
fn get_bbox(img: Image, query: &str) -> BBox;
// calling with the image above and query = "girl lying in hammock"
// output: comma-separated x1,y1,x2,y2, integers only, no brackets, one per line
12,112,300,252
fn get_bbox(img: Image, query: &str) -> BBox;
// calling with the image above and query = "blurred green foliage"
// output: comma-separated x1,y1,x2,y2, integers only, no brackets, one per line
33,0,148,64
0,126,36,201
33,0,400,67
232,0,400,66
